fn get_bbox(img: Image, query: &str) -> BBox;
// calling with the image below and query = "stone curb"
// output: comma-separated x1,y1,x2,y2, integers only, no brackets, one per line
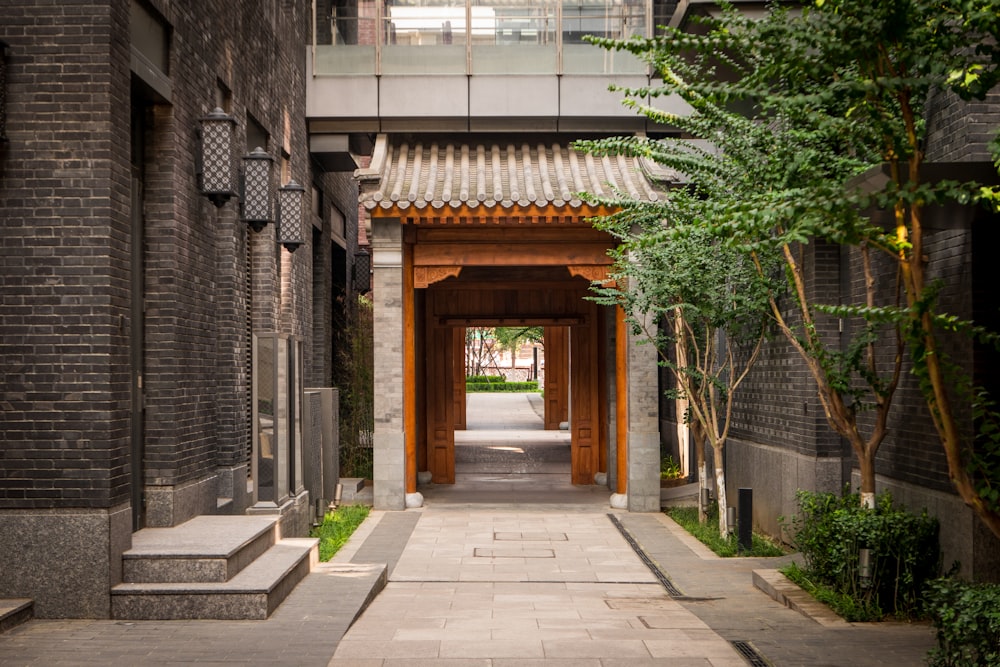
752,568,852,628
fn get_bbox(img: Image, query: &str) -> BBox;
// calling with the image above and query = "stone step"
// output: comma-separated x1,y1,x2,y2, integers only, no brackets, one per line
0,599,33,634
111,538,318,620
122,515,278,583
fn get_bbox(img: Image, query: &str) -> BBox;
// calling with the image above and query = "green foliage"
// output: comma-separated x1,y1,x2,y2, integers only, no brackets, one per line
660,455,683,480
666,504,786,557
925,578,1000,667
465,380,539,392
310,504,371,562
335,295,374,479
581,0,1000,537
466,375,506,384
493,326,543,352
782,489,940,618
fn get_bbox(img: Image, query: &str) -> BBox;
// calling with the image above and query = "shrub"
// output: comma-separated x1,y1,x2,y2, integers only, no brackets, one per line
465,375,505,384
660,455,683,480
466,380,539,392
925,578,1000,667
781,489,940,619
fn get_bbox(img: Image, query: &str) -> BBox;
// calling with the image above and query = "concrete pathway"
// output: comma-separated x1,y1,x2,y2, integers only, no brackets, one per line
0,392,937,665
330,507,747,666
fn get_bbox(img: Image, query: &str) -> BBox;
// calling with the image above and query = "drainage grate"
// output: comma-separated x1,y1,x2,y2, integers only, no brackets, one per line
730,640,772,667
607,513,683,597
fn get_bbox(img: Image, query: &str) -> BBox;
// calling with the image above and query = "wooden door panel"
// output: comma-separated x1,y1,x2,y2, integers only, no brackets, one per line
570,305,600,485
426,319,455,484
544,326,569,430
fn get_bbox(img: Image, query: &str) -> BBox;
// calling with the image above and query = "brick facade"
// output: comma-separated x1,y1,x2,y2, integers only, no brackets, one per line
0,0,359,616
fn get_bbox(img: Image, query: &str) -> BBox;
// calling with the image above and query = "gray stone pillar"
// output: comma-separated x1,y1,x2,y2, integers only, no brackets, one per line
627,311,661,511
371,218,406,510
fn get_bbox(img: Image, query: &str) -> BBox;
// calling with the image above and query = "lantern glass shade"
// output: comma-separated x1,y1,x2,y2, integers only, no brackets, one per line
242,147,274,231
198,107,237,206
277,180,306,253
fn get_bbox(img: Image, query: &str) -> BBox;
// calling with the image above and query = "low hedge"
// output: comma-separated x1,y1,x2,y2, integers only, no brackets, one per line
925,578,1000,667
781,488,940,619
466,375,506,384
466,381,539,392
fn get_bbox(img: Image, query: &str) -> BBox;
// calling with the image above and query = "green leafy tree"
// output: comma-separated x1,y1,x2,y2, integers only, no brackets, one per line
590,216,776,536
582,0,1000,533
493,327,543,358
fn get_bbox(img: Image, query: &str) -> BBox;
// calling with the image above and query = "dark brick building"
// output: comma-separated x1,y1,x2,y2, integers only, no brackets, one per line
0,0,360,617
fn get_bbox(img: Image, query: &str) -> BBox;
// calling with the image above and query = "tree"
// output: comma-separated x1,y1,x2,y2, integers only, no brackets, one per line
589,209,776,536
583,0,1000,532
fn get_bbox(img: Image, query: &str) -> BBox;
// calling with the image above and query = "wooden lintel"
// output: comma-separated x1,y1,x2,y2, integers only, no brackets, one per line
414,242,613,267
567,264,616,287
439,316,585,327
414,265,462,289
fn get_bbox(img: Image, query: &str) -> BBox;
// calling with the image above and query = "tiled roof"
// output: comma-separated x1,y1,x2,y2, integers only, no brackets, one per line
356,134,676,213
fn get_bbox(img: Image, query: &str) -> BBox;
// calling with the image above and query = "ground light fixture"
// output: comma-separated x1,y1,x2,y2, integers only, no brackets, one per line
197,107,238,207
858,547,873,589
241,146,275,231
277,180,306,252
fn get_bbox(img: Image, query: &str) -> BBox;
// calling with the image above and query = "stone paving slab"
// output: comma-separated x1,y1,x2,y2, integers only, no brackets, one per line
329,508,745,666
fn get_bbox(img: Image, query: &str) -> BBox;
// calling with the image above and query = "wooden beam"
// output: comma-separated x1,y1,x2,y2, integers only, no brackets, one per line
414,242,613,267
414,265,462,288
441,316,584,327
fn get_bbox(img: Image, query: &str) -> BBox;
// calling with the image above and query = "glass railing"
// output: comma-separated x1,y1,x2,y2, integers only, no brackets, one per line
312,0,648,75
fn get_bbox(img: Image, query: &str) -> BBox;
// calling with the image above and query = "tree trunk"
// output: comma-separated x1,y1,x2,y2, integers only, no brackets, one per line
691,421,708,524
713,443,728,537
858,444,876,509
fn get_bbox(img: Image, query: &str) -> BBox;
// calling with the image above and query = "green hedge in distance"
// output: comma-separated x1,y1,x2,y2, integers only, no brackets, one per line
466,381,539,392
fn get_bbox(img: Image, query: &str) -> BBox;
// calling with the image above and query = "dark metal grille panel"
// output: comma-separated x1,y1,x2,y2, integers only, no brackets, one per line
730,640,772,667
607,513,684,597
201,122,234,193
243,158,272,222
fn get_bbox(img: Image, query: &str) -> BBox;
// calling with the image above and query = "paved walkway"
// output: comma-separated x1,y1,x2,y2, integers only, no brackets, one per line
0,393,936,665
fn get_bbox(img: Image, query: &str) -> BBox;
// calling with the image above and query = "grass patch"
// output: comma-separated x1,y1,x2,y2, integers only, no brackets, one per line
665,505,786,558
780,562,884,621
311,504,371,562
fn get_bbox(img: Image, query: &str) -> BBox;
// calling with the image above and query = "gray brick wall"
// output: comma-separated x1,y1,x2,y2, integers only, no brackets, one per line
0,0,357,511
0,1,133,508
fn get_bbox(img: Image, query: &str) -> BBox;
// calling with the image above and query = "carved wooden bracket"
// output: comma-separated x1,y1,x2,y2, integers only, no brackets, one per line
414,265,462,288
567,264,615,287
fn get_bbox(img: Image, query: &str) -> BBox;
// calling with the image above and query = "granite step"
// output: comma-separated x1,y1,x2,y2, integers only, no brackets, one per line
122,515,278,583
0,599,33,634
111,538,318,620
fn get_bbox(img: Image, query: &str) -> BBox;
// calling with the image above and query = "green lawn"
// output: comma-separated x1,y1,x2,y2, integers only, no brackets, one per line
311,504,371,562
665,505,786,557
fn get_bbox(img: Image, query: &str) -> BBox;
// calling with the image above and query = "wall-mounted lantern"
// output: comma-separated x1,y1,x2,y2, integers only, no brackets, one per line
276,180,305,253
241,147,275,232
197,107,237,207
353,248,371,293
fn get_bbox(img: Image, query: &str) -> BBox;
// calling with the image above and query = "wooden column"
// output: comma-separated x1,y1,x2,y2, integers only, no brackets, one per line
597,306,608,475
453,327,466,430
543,326,569,430
570,302,600,485
403,241,417,494
426,293,455,483
615,305,628,495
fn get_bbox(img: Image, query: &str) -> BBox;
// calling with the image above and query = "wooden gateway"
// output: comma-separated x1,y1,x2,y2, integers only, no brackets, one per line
358,135,672,511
